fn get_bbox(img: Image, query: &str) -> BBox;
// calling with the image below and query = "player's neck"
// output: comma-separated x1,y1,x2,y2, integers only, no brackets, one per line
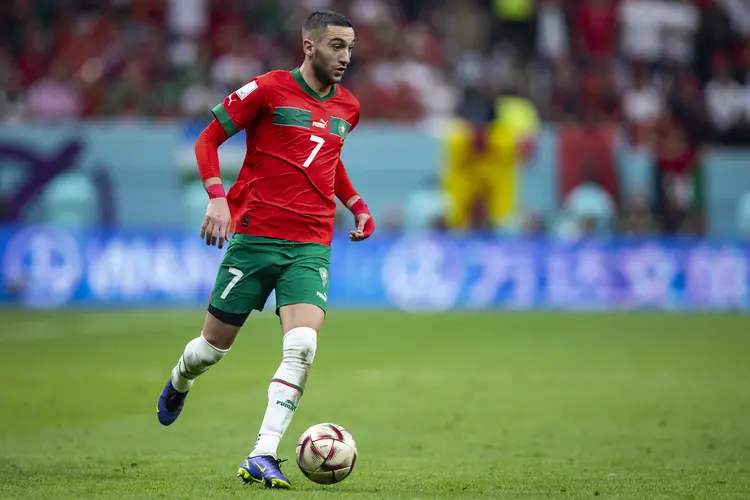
299,63,333,97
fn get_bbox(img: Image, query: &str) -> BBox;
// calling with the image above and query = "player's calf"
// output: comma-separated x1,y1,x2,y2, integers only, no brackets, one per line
157,319,234,426
248,324,318,458
170,333,229,392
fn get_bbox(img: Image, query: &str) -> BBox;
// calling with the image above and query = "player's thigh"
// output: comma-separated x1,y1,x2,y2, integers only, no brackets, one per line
207,236,276,330
275,247,330,333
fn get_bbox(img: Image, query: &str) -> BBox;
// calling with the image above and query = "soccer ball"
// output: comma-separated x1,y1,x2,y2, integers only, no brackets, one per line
295,422,357,484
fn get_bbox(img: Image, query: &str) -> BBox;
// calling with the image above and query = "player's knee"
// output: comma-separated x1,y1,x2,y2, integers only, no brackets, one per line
283,327,317,367
183,334,228,374
203,309,242,349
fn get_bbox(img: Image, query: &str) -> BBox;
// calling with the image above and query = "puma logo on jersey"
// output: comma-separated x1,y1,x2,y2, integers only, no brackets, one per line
312,118,328,129
228,81,258,106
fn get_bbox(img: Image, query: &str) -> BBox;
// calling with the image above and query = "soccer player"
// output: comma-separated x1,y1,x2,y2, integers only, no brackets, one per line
156,10,374,489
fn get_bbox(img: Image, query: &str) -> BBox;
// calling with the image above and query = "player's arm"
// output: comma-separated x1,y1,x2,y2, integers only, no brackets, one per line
195,78,268,248
195,120,231,248
196,119,229,194
335,159,375,241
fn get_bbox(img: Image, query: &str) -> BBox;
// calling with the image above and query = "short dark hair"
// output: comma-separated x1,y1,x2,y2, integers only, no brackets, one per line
302,10,353,39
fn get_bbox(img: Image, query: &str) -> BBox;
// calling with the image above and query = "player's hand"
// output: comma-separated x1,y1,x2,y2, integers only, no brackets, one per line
349,199,375,242
349,213,372,241
200,197,232,249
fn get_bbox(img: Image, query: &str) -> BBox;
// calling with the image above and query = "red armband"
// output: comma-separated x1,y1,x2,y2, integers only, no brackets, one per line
350,199,369,217
206,184,226,199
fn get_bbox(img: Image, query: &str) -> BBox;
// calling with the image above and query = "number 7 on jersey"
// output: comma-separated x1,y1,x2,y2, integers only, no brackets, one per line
303,135,325,168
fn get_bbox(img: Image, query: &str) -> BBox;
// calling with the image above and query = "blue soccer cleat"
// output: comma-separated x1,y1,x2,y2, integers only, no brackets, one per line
156,380,188,426
237,456,291,489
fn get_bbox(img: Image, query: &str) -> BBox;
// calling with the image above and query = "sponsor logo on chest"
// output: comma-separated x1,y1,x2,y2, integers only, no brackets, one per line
312,118,328,130
273,107,351,139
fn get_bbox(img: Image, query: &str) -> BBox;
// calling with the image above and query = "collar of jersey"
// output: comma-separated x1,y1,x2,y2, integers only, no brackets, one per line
291,67,337,102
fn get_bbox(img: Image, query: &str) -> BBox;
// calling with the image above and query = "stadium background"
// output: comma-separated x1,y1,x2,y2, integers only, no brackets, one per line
2,0,750,310
1,1,749,499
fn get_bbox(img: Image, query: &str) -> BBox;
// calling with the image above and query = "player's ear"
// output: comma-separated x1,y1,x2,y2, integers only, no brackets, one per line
302,39,314,58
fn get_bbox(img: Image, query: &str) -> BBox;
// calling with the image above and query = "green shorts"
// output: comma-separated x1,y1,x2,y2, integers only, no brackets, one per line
207,234,331,326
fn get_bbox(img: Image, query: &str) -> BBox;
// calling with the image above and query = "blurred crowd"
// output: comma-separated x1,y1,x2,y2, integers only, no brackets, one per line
0,0,446,122
2,0,750,238
2,0,750,140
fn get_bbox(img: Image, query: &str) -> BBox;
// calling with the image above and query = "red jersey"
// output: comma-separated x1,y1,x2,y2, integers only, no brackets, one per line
211,68,360,246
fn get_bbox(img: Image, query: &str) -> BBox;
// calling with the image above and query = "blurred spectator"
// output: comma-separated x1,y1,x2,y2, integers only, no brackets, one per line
666,69,708,143
618,0,698,67
24,58,82,120
178,48,227,118
166,0,208,67
489,0,537,62
211,34,263,90
0,47,23,121
622,64,662,146
536,0,568,63
704,53,746,143
719,0,750,39
575,0,617,62
102,58,156,117
652,119,704,235
545,57,579,121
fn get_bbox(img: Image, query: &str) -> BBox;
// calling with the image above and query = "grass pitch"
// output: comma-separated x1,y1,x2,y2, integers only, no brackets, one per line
0,310,748,499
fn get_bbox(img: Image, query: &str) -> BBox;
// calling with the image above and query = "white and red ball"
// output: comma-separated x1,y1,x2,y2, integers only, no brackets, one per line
295,422,357,484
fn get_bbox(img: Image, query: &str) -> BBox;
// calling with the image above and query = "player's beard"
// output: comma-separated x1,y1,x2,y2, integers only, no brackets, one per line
311,53,338,87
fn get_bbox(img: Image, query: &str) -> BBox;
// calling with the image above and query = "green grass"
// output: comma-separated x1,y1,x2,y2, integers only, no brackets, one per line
0,311,749,499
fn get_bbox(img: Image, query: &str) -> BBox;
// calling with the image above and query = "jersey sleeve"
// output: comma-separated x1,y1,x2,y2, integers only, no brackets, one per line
340,109,360,152
350,110,360,132
335,159,359,204
210,77,270,138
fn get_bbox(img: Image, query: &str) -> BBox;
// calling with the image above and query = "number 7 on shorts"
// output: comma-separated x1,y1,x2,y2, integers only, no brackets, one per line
220,267,244,299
